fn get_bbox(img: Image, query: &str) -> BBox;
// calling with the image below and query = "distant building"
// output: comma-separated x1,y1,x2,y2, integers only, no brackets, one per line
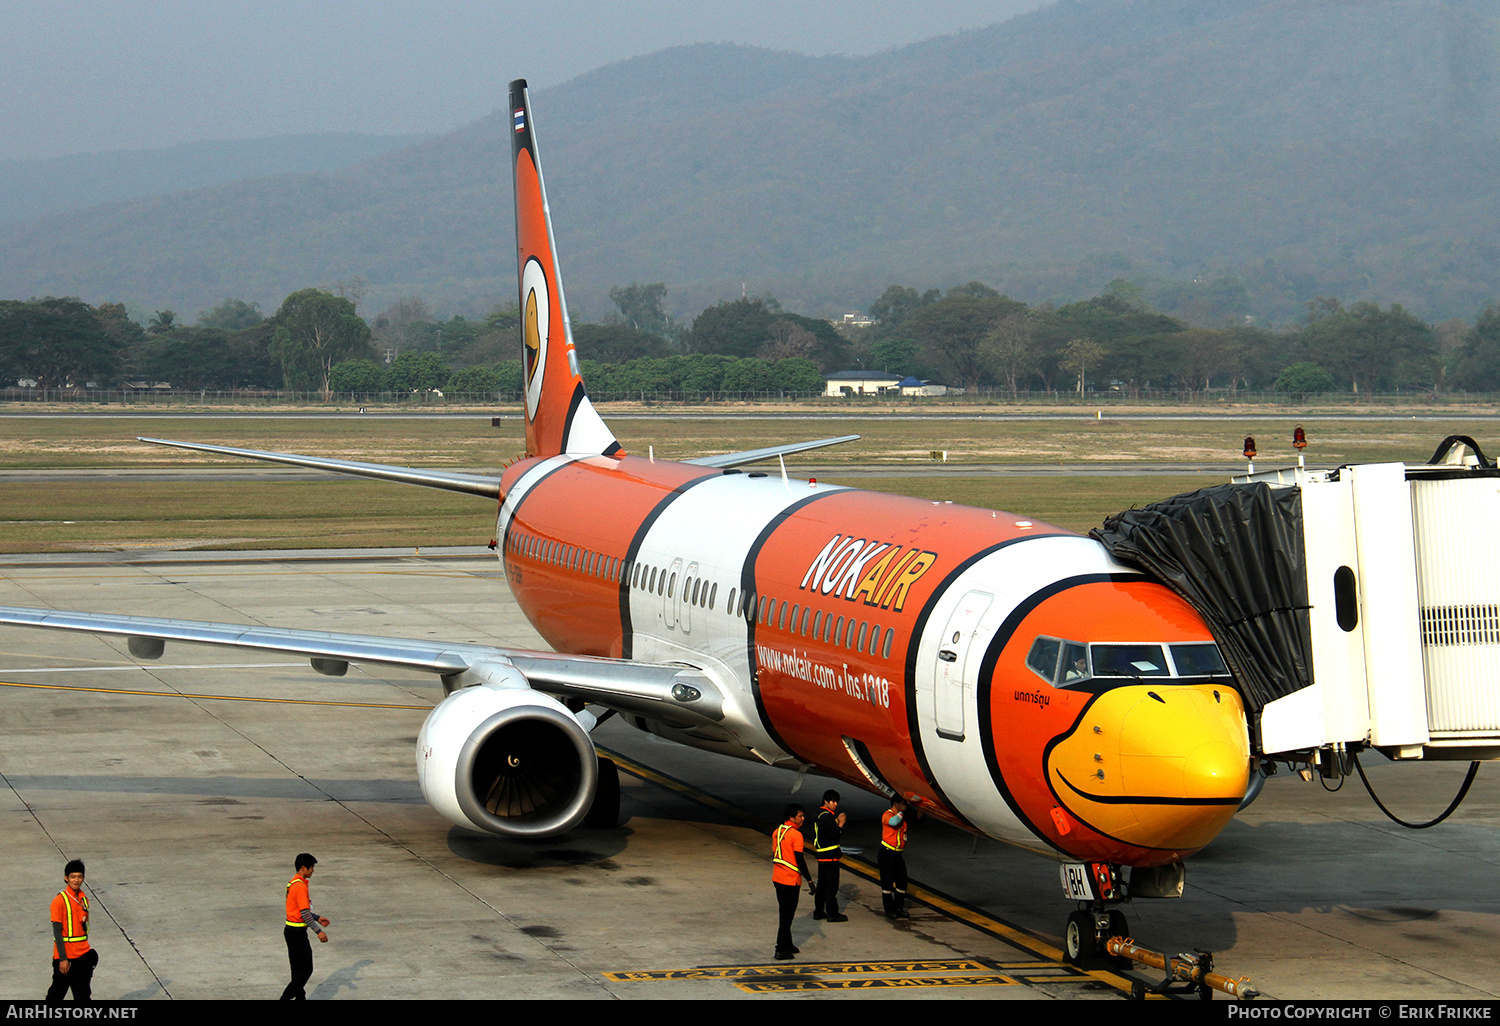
824,370,902,397
823,371,952,397
898,375,949,397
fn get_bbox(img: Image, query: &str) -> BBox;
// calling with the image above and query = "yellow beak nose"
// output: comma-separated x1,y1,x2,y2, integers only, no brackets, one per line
1048,684,1250,853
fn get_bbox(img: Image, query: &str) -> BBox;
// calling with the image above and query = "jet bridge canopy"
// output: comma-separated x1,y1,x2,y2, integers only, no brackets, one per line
1090,483,1311,720
1094,438,1500,762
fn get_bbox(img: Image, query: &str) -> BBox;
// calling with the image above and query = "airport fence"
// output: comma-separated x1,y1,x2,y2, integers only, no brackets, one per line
0,387,1497,409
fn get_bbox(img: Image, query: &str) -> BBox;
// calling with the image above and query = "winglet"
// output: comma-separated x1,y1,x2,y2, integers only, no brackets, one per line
510,78,620,460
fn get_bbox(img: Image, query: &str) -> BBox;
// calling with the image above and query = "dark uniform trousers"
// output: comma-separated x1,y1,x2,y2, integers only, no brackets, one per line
815,859,842,917
47,948,98,1003
774,882,801,954
813,809,842,917
282,925,314,1000
879,847,909,916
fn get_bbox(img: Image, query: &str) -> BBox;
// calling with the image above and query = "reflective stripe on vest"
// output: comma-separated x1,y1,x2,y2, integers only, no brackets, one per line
772,824,798,873
58,889,88,943
814,811,840,855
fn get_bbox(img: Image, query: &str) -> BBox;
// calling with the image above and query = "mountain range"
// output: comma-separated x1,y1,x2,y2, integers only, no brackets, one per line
1,0,1497,327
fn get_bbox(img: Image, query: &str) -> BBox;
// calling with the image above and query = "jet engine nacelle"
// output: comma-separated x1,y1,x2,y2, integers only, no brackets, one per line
416,669,598,837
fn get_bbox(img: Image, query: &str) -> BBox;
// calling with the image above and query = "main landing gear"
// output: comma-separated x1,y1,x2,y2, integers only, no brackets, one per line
584,755,621,828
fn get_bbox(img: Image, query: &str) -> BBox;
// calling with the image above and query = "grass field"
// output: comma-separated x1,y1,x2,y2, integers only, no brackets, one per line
0,408,1493,553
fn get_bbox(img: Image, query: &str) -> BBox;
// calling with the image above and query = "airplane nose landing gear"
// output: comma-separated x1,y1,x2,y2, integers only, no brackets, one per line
1059,861,1262,998
1064,905,1130,968
1060,861,1133,968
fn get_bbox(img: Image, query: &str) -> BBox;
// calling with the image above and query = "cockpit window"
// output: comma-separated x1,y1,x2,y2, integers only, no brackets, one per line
1026,637,1092,686
1060,642,1089,682
1169,643,1230,677
1026,637,1062,682
1090,643,1169,677
1027,636,1229,686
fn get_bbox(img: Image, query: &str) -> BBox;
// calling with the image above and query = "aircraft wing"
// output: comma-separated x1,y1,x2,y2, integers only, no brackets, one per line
138,437,501,498
0,605,723,727
683,434,860,469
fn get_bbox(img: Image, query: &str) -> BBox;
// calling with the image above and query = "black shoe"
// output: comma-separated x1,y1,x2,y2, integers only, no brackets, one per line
894,908,909,919
827,913,848,922
813,910,826,919
791,945,800,954
775,949,794,960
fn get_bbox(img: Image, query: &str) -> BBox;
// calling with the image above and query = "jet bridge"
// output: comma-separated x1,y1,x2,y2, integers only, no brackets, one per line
1093,436,1500,765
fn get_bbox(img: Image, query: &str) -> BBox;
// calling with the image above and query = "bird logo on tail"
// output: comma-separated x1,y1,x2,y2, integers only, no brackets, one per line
510,78,619,460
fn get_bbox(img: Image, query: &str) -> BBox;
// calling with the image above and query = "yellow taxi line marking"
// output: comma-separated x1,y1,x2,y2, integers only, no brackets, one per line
604,959,994,980
735,974,1018,992
597,745,1136,995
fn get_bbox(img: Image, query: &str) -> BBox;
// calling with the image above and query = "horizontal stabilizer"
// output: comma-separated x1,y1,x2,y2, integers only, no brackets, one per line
138,437,500,498
685,434,860,470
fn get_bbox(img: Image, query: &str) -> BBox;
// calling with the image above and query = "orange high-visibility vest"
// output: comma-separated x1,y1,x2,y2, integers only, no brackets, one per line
772,822,803,885
285,876,310,927
881,809,907,852
51,887,89,959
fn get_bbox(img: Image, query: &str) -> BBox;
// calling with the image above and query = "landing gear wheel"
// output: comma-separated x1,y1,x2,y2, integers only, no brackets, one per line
1064,910,1097,966
584,756,621,828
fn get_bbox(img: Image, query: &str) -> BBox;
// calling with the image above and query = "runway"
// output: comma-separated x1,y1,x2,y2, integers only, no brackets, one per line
2,550,1498,1001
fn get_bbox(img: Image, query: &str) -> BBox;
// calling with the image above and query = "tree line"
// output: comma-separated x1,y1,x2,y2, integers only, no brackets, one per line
854,281,1495,398
6,276,1500,399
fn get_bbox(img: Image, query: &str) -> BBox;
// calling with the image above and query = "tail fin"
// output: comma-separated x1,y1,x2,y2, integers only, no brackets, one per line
510,78,620,459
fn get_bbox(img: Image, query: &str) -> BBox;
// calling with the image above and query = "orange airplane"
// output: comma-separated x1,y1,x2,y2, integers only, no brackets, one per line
0,80,1250,963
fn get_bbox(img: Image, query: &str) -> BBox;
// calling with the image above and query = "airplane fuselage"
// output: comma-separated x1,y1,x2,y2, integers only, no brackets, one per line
498,452,1251,868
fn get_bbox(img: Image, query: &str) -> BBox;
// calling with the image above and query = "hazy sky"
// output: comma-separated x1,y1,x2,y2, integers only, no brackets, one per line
2,0,1050,161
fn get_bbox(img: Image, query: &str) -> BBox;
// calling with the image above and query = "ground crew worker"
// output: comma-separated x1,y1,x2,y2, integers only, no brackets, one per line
47,859,97,1003
772,804,815,960
281,853,330,1000
880,796,910,919
812,789,848,922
